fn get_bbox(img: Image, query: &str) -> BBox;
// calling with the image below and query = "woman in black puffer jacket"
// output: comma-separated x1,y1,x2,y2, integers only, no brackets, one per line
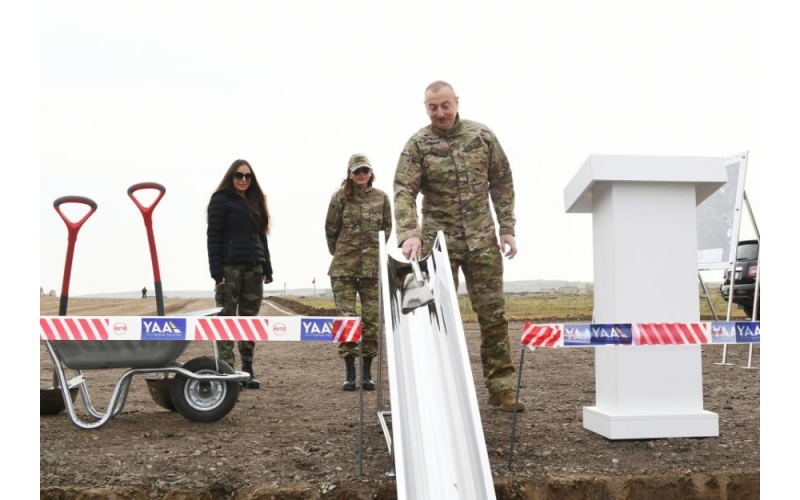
207,159,273,389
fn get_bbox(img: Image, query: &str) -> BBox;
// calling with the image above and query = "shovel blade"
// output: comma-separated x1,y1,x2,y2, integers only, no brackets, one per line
145,376,177,411
40,386,78,416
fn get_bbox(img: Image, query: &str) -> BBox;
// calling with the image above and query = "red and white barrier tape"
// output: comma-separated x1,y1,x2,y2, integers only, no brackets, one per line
521,321,760,349
40,316,362,343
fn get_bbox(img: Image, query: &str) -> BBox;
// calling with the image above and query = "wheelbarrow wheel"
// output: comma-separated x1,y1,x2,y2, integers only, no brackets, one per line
170,357,239,423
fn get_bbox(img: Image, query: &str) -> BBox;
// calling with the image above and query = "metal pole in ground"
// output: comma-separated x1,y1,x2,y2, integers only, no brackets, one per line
508,345,526,472
358,340,364,476
743,343,759,370
741,191,760,371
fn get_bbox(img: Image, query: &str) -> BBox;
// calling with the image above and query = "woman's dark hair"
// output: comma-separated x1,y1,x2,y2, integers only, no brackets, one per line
340,168,375,201
209,159,271,235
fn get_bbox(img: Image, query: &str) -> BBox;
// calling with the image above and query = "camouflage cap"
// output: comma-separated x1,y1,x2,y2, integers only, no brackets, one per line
348,154,372,172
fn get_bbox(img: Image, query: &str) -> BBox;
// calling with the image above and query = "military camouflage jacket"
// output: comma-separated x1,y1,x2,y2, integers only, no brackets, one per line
325,185,392,278
393,115,516,253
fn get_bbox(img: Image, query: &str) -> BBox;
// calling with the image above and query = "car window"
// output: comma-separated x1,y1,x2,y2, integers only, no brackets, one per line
736,242,758,261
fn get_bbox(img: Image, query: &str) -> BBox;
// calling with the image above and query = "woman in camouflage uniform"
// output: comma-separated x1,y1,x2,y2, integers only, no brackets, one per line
325,154,392,391
207,159,273,389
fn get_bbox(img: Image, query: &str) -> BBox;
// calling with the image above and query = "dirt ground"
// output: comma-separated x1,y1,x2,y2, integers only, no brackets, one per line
40,296,760,499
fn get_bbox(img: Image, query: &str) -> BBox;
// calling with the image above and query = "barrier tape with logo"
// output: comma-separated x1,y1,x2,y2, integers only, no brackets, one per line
40,316,362,343
521,321,760,349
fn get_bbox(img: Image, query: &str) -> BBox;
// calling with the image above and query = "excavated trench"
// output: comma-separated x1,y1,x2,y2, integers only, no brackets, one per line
39,470,760,500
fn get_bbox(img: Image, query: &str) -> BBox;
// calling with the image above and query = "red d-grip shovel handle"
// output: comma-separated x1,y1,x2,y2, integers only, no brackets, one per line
128,182,166,315
53,196,98,316
127,182,166,226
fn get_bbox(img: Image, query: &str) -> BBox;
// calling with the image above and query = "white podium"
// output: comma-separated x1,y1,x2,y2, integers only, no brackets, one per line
564,155,727,439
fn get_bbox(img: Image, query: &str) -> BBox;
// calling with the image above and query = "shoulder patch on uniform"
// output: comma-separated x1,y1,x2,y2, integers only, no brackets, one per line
429,147,449,157
463,137,483,153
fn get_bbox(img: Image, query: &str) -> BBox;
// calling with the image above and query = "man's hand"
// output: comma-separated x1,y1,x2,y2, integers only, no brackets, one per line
500,234,517,259
401,237,422,260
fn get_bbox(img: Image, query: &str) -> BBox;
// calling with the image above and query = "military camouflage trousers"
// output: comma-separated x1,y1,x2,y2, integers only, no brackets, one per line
449,244,515,394
215,263,263,367
331,276,379,358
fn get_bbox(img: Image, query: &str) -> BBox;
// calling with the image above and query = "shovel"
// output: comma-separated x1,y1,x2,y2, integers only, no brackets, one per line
40,196,96,415
401,258,435,314
127,182,167,315
128,182,176,410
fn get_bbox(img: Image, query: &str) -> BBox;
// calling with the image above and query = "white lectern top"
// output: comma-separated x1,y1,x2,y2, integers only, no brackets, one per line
564,155,727,213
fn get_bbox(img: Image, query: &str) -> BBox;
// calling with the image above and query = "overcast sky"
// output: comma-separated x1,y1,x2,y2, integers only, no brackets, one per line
38,0,760,296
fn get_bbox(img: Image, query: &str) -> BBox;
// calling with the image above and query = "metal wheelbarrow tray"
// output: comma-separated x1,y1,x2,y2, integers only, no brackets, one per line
51,338,190,415
53,339,189,370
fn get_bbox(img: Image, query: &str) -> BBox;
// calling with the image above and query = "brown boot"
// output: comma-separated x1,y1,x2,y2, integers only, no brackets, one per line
488,389,525,412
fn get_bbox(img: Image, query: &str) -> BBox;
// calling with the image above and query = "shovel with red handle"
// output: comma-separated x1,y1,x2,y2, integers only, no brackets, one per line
127,182,166,316
40,196,97,415
128,182,178,409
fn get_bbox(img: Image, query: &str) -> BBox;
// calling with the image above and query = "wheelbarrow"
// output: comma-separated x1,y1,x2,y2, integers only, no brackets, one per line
41,189,249,429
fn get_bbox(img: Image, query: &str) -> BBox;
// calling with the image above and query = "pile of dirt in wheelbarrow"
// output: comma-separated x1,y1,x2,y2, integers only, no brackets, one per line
39,296,759,499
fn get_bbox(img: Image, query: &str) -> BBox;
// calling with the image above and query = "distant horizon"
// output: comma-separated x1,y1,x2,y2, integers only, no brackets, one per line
42,278,591,299
40,277,723,300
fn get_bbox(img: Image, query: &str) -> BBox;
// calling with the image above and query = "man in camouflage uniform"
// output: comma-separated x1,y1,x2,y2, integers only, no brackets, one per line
326,154,393,391
393,81,524,412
